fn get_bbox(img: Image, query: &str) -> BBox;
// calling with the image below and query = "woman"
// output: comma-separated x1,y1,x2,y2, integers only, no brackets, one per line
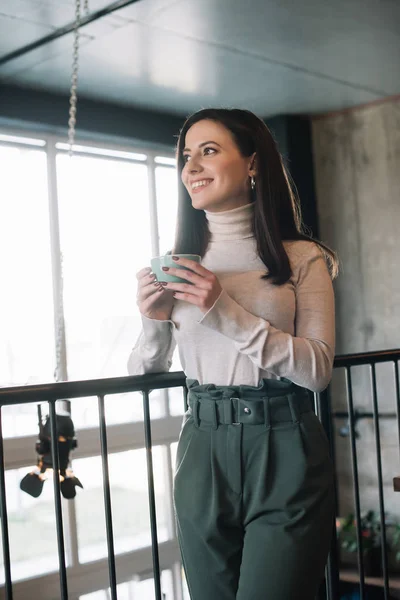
128,108,338,600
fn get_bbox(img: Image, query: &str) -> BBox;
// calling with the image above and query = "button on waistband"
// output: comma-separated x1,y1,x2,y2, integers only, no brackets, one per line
244,407,251,414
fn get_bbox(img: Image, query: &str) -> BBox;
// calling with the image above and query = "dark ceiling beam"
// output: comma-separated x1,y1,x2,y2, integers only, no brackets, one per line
0,84,185,148
0,0,143,67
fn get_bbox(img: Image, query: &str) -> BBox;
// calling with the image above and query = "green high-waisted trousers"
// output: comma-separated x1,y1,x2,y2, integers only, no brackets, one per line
173,378,334,600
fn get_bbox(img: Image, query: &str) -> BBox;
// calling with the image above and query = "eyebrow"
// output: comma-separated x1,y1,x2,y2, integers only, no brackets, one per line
183,140,222,153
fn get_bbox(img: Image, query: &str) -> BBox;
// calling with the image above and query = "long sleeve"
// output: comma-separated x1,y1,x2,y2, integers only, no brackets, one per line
198,246,335,393
127,315,177,375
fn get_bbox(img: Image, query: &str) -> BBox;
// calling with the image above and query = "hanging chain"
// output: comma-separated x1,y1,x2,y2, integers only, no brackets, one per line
68,0,89,155
56,0,89,383
68,0,81,155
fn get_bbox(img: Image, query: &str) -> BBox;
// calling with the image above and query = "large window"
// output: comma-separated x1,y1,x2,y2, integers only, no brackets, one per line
0,130,185,599
0,141,55,438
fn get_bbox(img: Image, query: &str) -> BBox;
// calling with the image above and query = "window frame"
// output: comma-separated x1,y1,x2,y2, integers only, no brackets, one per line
0,125,183,600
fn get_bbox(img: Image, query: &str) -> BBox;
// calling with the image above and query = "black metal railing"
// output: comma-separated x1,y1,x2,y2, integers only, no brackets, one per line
319,349,400,600
0,372,187,600
0,349,399,600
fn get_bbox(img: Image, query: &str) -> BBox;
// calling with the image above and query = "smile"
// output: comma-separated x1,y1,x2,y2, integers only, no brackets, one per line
191,179,213,192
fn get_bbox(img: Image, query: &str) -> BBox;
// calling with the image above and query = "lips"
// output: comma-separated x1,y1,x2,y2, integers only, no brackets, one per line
190,178,214,193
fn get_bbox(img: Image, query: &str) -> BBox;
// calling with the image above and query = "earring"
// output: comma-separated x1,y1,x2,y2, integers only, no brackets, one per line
251,176,256,190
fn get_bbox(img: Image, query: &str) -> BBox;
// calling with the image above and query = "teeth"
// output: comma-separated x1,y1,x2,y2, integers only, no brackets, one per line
192,179,212,190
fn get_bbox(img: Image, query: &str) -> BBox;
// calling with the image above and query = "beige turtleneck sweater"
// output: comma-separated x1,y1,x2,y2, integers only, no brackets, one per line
127,202,335,393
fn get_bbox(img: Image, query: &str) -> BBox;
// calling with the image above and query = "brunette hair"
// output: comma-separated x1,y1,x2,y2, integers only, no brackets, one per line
172,108,338,284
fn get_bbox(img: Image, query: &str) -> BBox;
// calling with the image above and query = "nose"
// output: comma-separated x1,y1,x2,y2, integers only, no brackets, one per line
187,155,203,174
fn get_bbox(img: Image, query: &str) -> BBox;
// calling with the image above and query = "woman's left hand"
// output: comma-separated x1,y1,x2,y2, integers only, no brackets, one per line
161,257,222,314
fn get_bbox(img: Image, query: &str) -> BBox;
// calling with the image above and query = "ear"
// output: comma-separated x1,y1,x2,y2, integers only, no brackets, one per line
248,153,257,177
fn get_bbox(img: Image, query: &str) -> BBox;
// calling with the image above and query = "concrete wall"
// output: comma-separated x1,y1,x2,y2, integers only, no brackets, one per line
311,99,400,529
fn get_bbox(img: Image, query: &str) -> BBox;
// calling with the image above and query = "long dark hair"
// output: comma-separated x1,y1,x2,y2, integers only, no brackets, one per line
173,108,338,284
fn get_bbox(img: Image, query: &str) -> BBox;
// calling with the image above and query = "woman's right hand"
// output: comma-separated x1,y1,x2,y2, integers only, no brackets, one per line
136,267,174,321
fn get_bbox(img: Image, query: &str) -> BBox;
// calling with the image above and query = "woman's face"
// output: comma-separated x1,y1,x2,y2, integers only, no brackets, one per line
181,119,256,213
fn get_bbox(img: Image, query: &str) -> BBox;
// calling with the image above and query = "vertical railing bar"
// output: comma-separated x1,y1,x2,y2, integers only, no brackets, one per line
370,364,389,599
98,394,118,600
49,400,68,600
345,366,365,599
394,361,400,466
142,389,163,600
314,391,331,600
0,406,13,600
317,388,340,600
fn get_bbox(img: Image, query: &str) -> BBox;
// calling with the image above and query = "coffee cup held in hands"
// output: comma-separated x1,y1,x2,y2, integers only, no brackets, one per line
151,254,201,284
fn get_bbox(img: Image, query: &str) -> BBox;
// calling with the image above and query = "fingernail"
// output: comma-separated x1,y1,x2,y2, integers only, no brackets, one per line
154,282,160,286
162,266,169,271
172,256,179,261
159,281,168,286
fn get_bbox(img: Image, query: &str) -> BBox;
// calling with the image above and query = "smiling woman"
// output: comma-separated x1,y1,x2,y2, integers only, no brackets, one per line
128,107,339,600
181,121,256,213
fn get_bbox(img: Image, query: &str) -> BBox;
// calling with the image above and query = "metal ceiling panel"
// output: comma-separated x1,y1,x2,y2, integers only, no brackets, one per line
1,20,379,116
142,0,400,96
0,0,117,19
0,13,55,55
0,0,397,116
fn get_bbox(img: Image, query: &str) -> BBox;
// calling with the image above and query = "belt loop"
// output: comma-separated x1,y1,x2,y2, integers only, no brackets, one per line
211,401,218,430
223,399,232,424
288,393,300,424
193,398,200,428
263,397,271,429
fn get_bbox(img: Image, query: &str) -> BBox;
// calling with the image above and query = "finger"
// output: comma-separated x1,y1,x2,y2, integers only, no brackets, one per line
171,256,209,277
162,281,207,296
137,281,164,303
172,290,204,306
136,267,152,281
161,266,207,287
140,286,170,312
137,272,157,291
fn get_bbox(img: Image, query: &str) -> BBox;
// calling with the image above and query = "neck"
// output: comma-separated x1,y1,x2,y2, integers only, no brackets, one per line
204,202,255,241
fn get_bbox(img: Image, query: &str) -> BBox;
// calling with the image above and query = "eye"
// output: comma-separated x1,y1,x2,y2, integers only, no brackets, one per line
203,147,217,156
182,146,217,164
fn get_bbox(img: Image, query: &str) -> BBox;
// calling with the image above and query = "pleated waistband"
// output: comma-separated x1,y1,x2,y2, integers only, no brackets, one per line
186,378,313,428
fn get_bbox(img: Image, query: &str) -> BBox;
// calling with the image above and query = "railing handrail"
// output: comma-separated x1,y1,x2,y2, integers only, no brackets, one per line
0,348,399,406
0,372,187,405
333,348,400,368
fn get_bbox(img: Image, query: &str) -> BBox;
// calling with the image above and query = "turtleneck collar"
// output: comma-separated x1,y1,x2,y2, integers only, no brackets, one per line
204,202,255,241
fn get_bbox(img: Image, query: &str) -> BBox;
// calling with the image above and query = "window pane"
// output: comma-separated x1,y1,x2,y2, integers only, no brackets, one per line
70,390,166,430
74,446,169,562
155,166,178,256
168,385,185,417
80,592,107,600
154,156,176,166
79,570,173,599
154,165,184,400
56,154,153,426
0,144,55,437
0,468,61,583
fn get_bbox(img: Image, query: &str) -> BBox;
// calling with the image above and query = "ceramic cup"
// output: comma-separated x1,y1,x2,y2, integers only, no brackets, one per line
150,254,201,284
